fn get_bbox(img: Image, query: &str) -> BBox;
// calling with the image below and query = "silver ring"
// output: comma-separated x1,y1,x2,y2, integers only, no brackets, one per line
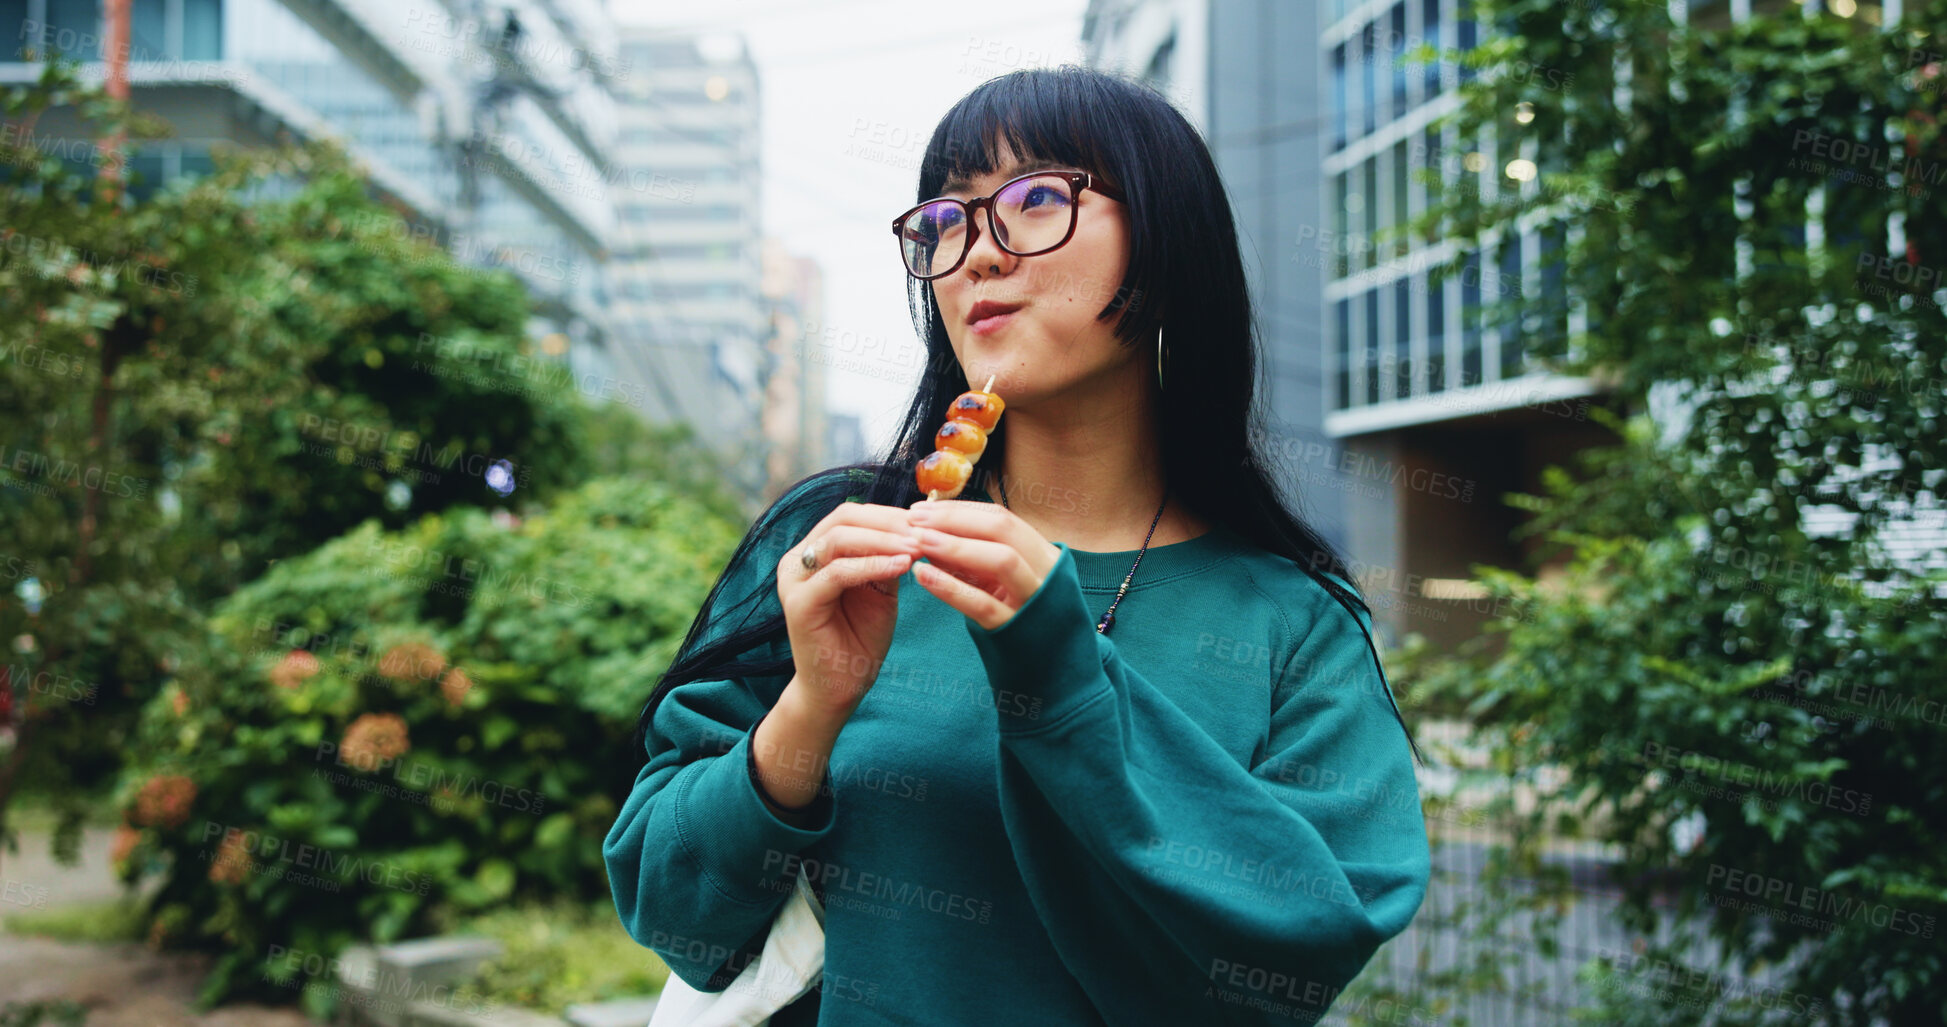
799,540,821,573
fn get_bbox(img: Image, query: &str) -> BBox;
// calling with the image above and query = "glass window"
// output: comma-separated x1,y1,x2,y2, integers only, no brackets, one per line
1360,23,1377,136
1425,270,1446,393
131,0,166,60
1391,139,1409,261
1331,44,1347,152
1461,250,1481,388
0,0,27,57
127,151,167,200
1335,297,1352,409
1422,0,1442,101
1540,221,1567,358
1420,125,1442,246
1498,233,1524,379
1394,278,1412,400
180,148,217,178
1457,12,1477,85
184,0,222,61
1333,172,1350,279
46,0,99,56
1390,4,1407,116
1361,157,1378,274
1364,289,1381,405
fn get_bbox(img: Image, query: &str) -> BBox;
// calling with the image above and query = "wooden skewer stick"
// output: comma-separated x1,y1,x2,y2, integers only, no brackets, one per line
982,374,994,393
929,489,939,502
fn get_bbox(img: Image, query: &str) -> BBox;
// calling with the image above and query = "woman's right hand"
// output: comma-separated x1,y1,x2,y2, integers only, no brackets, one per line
776,502,919,719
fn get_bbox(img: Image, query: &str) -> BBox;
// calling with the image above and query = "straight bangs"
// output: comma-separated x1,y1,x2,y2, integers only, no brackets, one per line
913,68,1156,347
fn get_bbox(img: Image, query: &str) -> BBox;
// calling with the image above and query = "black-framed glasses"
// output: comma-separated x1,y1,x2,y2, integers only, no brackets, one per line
890,169,1126,281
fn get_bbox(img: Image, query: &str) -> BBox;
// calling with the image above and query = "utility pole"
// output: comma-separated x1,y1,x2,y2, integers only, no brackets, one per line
98,0,129,202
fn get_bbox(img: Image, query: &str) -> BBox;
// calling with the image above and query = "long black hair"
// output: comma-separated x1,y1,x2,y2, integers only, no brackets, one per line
630,65,1421,766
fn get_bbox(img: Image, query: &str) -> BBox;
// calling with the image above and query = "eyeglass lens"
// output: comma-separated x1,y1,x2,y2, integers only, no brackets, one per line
898,174,1078,278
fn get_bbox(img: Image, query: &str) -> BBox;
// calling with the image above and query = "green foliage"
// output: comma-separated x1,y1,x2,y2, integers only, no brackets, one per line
0,58,630,868
446,899,671,1014
1,896,146,943
0,1000,85,1027
108,476,740,1007
1387,1,1947,1022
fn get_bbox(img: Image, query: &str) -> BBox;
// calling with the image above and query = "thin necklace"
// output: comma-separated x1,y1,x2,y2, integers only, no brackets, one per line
996,471,1168,635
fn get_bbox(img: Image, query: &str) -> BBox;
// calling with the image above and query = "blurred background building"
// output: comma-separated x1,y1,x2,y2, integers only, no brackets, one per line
1,4,838,508
606,28,806,503
2,0,625,388
1088,0,1896,650
1089,0,1615,650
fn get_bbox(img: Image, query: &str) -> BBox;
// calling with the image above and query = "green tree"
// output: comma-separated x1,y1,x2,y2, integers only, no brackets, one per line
1392,2,1947,1023
0,59,666,874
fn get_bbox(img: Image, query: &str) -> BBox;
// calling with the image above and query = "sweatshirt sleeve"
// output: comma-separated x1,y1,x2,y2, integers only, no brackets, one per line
603,477,853,991
603,671,837,991
964,544,1431,1025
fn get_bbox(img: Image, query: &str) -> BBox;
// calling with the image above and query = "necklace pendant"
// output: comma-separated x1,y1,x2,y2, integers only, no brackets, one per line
1096,610,1114,634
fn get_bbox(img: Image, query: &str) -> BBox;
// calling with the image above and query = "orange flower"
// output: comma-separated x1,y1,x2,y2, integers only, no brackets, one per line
339,713,410,771
208,829,251,886
130,774,196,829
169,688,188,717
378,642,445,683
270,649,320,690
439,667,473,706
109,825,143,872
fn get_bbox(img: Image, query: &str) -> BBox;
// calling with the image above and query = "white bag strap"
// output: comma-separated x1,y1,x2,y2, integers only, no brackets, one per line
644,867,826,1027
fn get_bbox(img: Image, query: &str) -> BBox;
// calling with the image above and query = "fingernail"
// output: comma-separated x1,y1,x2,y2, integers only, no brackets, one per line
908,505,934,521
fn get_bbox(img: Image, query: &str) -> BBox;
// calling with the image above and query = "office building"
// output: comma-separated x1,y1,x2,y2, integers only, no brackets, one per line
3,0,624,392
607,27,769,502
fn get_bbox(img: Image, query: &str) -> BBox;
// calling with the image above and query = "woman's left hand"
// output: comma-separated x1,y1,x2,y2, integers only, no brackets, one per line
905,499,1062,630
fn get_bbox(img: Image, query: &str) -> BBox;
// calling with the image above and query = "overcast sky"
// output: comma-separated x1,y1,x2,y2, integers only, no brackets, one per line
614,0,1094,456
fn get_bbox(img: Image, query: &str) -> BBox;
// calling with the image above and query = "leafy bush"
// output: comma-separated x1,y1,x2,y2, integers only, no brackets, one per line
0,57,632,870
447,899,671,1015
108,477,741,1008
1389,0,1947,1021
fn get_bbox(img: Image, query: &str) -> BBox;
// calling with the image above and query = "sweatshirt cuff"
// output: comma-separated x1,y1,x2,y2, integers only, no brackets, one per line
674,717,835,906
965,543,1113,734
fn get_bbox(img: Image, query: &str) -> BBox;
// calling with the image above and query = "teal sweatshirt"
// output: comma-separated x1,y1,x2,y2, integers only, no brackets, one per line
605,475,1430,1025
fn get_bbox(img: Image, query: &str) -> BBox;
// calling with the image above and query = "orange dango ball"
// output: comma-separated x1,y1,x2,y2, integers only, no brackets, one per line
934,419,987,462
948,388,1004,432
916,449,973,500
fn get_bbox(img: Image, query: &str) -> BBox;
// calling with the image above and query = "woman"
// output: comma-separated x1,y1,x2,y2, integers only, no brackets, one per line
606,66,1430,1025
